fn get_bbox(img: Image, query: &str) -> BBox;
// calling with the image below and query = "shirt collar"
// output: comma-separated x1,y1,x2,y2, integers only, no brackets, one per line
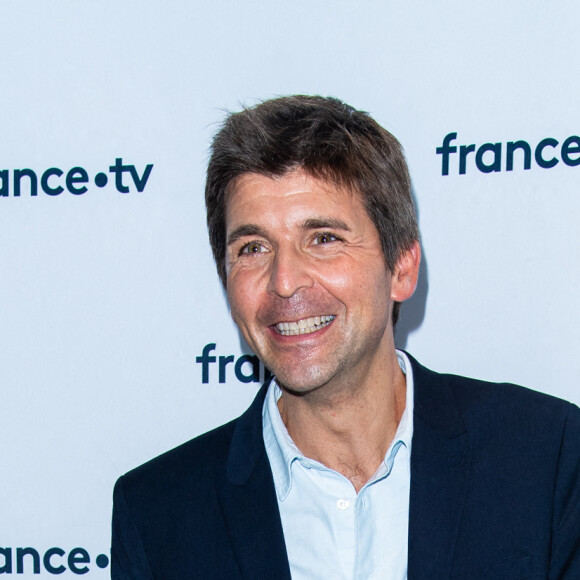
394,350,414,451
262,378,299,500
262,349,415,501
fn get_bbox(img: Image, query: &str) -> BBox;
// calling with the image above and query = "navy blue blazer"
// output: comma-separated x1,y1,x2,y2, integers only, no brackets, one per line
111,354,580,579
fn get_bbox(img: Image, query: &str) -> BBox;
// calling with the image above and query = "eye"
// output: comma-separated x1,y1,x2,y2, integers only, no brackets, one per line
239,241,266,255
313,232,339,245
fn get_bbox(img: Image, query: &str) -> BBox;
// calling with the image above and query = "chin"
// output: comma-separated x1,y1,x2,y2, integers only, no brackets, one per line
270,366,331,395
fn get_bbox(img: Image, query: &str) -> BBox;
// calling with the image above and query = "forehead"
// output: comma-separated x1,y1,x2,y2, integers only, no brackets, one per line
225,170,365,229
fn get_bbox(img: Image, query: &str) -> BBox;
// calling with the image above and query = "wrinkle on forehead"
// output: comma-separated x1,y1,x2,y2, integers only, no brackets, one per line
226,169,357,233
226,167,356,203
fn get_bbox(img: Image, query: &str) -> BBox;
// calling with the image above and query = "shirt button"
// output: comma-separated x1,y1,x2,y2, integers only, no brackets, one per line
337,499,350,510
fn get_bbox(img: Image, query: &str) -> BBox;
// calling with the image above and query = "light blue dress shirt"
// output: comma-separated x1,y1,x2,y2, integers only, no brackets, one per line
263,350,414,580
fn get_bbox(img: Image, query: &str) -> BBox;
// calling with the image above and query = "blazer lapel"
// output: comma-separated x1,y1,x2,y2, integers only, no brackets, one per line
406,355,471,580
216,381,291,580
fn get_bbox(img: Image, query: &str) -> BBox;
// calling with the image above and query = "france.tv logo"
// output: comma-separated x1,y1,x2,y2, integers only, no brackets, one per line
196,343,272,385
436,132,580,175
0,158,153,197
0,546,109,575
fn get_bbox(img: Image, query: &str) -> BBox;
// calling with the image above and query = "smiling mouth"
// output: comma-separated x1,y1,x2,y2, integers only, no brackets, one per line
274,315,335,336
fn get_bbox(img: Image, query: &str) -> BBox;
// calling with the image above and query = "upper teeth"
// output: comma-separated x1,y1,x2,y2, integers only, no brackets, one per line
275,315,335,336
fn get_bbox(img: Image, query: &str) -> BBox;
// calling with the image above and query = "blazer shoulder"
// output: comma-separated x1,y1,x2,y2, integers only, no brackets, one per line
445,371,576,425
409,352,577,439
117,418,238,499
115,381,270,503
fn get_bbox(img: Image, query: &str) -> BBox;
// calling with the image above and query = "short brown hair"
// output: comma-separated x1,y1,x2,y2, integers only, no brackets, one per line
205,95,419,324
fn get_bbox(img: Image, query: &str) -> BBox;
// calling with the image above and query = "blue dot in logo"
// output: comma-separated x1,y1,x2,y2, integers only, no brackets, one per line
96,554,110,568
94,173,108,187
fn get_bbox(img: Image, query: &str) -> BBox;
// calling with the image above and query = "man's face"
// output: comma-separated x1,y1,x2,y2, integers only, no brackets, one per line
225,169,414,395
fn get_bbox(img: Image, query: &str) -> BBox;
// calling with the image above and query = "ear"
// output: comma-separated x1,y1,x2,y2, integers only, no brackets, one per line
390,241,421,302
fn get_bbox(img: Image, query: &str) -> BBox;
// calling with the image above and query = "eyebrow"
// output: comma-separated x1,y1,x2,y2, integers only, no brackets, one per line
226,224,270,247
226,217,351,246
301,217,351,232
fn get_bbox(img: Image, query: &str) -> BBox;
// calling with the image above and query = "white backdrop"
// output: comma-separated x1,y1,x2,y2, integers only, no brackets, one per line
2,1,579,576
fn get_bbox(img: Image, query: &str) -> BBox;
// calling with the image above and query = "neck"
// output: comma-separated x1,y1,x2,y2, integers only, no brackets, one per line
277,349,406,492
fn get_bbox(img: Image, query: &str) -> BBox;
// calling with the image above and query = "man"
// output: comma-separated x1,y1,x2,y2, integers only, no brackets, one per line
111,96,580,579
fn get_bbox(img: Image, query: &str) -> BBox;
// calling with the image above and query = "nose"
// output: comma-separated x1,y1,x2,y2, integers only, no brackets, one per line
266,247,314,298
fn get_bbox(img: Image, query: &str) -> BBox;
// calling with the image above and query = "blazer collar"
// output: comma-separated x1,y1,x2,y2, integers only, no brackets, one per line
218,377,291,580
406,352,471,580
406,351,466,438
226,376,274,485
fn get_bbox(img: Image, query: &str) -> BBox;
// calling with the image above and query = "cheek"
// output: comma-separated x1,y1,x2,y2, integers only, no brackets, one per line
320,261,392,320
317,256,387,294
227,272,258,327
